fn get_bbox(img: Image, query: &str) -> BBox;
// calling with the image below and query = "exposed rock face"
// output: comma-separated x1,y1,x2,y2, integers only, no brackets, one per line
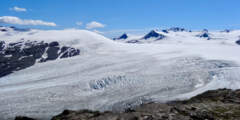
17,89,240,120
59,46,80,58
0,40,80,77
143,30,165,40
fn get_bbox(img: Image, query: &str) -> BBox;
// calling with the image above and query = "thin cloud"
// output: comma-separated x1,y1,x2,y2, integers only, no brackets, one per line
10,6,27,12
0,16,56,26
93,29,104,34
76,22,83,26
86,21,105,29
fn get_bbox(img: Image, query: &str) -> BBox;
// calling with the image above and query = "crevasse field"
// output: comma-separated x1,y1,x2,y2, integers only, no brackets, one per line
1,29,240,120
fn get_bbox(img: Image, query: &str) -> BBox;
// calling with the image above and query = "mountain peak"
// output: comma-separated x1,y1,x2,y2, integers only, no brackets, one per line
143,30,165,40
113,33,128,40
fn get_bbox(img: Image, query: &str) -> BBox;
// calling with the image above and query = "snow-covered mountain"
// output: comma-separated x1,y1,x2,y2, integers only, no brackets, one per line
1,26,240,120
112,27,238,44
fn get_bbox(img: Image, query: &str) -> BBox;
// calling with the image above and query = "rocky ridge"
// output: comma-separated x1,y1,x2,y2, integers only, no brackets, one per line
0,40,80,77
15,89,240,120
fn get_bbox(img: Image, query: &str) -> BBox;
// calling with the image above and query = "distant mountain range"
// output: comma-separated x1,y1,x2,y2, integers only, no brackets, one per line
113,27,235,43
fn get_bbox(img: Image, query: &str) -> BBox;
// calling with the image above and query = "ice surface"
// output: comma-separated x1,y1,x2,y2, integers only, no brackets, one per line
0,29,240,120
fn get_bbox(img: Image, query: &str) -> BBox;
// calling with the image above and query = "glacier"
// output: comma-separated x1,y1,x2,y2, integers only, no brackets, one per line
0,28,240,120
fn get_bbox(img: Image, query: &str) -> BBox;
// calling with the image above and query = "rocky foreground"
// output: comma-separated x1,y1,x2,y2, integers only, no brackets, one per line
15,88,240,120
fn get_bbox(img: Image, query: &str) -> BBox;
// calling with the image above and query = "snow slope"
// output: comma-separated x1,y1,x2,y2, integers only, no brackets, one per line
0,28,240,120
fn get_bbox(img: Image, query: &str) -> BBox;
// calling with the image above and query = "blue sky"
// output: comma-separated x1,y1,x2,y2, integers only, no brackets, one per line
0,0,240,36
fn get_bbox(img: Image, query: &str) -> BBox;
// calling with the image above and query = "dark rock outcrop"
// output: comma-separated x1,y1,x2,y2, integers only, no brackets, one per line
0,41,5,50
199,32,209,38
15,116,36,120
0,40,80,77
236,40,240,45
59,46,80,58
0,28,7,32
49,41,59,47
197,29,211,40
